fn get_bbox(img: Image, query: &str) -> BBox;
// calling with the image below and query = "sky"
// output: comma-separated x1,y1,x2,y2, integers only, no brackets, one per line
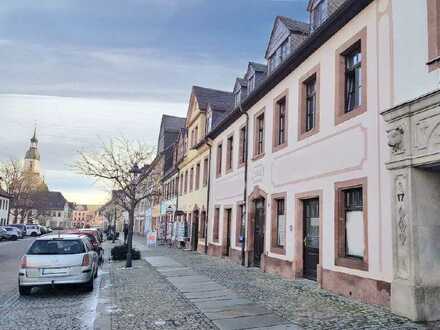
0,0,309,205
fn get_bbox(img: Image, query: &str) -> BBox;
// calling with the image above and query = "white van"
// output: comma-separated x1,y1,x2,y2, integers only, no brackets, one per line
25,224,41,237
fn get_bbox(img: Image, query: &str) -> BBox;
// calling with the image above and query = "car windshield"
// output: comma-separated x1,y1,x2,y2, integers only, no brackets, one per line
4,228,12,231
27,239,85,255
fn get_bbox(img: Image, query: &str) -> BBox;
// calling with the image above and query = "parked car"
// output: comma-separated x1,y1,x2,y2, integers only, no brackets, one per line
65,230,103,264
1,226,22,240
0,228,12,240
25,224,41,237
38,225,48,235
18,234,99,295
9,224,27,236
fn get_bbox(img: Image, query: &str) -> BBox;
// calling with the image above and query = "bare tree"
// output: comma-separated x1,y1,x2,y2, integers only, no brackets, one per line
74,137,161,267
0,159,41,224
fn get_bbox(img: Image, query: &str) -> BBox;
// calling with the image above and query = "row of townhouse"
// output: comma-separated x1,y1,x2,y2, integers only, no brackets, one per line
136,0,440,322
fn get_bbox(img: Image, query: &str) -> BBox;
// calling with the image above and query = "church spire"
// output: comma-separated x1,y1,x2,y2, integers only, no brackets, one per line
31,126,38,144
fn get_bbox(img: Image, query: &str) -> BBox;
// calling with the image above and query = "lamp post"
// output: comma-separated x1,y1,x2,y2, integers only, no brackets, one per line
126,162,142,268
112,206,117,244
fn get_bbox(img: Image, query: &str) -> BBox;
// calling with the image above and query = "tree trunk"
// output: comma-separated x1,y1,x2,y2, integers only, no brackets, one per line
126,207,135,268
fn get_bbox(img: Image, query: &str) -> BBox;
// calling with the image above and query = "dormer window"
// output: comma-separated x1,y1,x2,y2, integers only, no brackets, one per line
311,0,327,31
269,39,290,73
248,75,255,93
206,111,213,133
235,91,241,108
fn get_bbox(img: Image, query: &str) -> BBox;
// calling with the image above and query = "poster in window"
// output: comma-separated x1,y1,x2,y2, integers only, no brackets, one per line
345,210,364,258
277,214,285,247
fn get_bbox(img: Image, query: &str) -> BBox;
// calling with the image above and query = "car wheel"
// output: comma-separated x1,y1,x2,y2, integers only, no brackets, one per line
19,285,32,296
83,277,94,292
11,235,18,241
30,232,37,237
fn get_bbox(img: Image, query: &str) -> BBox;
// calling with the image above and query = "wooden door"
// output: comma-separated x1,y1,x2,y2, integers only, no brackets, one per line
253,198,265,267
303,198,320,280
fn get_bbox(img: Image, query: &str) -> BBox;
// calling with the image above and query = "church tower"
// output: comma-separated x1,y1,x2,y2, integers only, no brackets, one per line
24,128,41,175
23,128,47,191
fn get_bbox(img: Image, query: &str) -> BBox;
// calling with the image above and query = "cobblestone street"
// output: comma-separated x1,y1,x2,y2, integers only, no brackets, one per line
120,236,437,330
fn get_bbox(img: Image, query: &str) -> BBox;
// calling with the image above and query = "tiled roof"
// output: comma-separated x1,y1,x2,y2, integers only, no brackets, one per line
26,191,67,210
277,16,310,34
192,86,234,111
161,115,186,133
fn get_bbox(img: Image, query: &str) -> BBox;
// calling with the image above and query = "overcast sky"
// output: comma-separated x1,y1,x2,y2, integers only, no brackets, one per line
0,0,308,205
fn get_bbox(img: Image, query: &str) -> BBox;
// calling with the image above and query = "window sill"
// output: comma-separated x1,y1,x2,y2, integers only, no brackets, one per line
252,153,265,161
225,167,233,175
335,104,366,126
298,127,319,141
335,256,368,271
272,142,288,153
270,246,286,255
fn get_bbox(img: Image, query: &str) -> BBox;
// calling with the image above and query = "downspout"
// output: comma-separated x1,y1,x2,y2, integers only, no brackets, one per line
239,105,249,267
205,140,212,255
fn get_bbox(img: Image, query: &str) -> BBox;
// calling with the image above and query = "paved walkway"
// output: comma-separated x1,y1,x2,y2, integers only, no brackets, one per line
144,255,300,330
132,236,432,330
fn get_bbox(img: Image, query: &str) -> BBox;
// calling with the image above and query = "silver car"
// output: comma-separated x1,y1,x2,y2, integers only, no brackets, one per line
18,234,99,295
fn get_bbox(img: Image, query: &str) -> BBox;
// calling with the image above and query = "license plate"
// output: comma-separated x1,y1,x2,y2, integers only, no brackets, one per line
42,268,68,275
26,269,40,278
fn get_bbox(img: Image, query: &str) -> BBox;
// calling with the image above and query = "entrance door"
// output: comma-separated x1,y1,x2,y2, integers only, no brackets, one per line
191,211,199,251
224,209,232,256
303,198,320,280
253,198,265,267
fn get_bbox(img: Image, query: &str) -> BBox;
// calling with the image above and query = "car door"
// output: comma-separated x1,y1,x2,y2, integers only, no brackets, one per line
84,238,98,270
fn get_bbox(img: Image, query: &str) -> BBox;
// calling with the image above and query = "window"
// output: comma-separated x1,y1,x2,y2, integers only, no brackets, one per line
194,126,198,145
189,167,194,192
335,29,367,125
311,0,327,31
239,125,247,166
236,204,244,246
203,157,209,186
195,163,201,190
226,135,233,171
235,91,241,108
180,173,184,195
305,77,316,132
299,67,320,140
248,75,255,93
335,178,368,271
273,94,287,150
213,207,220,242
216,143,223,177
199,211,206,239
427,0,440,71
254,111,265,158
345,46,362,113
271,193,287,254
184,170,188,194
276,199,285,247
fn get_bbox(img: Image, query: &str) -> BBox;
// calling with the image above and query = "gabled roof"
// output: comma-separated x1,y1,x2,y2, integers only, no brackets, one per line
161,115,186,133
265,16,310,59
191,86,234,112
234,78,247,93
24,191,67,210
278,16,310,34
249,62,267,73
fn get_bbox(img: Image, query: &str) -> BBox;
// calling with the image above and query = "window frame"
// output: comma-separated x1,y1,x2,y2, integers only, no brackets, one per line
195,162,201,190
189,167,194,192
253,108,265,160
236,202,244,247
213,207,220,242
270,192,287,255
299,65,320,141
238,124,247,168
226,133,234,173
216,143,223,178
272,90,289,152
334,178,368,271
335,28,367,126
202,157,209,187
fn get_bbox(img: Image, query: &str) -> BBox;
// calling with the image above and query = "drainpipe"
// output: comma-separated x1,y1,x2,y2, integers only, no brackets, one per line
239,105,249,267
205,140,212,255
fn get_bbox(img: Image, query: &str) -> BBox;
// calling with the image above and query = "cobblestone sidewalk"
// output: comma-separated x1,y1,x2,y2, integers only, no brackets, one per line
131,237,437,330
95,241,217,330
